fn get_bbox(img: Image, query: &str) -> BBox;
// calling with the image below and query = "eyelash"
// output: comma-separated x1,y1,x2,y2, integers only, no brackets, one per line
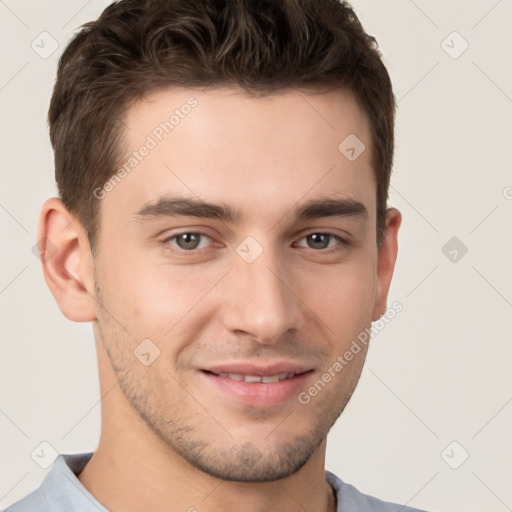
161,231,349,256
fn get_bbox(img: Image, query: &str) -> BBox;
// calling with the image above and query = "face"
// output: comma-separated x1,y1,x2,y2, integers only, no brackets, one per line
91,87,393,482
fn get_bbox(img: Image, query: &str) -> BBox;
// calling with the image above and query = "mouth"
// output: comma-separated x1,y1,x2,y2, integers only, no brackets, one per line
200,364,313,407
204,371,299,383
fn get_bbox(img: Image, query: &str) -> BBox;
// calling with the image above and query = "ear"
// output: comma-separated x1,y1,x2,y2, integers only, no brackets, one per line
36,197,97,322
372,207,402,321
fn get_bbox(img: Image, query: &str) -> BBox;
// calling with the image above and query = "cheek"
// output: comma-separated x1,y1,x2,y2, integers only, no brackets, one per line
300,258,377,339
96,246,204,318
97,261,230,365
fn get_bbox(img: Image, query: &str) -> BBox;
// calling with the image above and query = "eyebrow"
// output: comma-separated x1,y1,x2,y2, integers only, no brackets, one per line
133,196,368,223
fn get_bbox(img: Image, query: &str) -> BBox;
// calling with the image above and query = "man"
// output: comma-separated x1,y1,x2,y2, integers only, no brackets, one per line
5,0,428,511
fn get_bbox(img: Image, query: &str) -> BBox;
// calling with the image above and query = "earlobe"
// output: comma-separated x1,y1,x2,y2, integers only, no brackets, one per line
37,197,97,322
371,207,402,322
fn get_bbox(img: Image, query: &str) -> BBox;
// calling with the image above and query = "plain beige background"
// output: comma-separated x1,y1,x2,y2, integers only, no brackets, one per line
1,1,511,511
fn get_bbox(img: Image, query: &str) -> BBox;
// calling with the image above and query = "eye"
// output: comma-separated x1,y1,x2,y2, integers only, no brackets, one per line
165,232,212,251
295,233,345,250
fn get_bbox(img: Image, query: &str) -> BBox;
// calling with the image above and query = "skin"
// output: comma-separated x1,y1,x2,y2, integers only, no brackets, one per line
39,87,401,512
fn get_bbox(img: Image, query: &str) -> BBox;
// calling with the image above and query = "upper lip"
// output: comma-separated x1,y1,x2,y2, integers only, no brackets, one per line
202,361,313,377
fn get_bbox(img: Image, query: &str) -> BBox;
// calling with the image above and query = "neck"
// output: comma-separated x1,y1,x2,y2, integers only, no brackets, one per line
78,422,335,512
77,340,336,512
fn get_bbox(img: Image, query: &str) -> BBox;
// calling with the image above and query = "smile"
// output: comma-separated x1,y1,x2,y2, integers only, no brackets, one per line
201,367,313,407
214,372,296,383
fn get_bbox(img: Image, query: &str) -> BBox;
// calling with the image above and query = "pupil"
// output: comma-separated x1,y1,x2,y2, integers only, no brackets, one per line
178,233,200,250
309,233,329,249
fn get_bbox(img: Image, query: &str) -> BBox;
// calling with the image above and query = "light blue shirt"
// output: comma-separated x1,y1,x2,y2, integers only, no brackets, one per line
4,452,429,511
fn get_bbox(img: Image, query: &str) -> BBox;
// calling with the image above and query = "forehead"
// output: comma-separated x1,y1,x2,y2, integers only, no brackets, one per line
124,86,370,154
102,87,375,226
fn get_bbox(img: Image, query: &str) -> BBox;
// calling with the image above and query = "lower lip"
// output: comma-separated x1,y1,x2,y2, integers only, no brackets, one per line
201,371,312,407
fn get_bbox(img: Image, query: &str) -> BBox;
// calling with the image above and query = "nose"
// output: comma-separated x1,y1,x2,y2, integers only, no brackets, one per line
219,245,305,344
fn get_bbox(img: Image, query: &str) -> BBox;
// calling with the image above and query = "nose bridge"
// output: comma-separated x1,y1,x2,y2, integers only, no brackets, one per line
222,240,303,343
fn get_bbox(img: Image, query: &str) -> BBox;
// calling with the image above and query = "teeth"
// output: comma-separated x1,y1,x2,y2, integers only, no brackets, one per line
227,373,244,381
243,375,262,383
217,372,296,383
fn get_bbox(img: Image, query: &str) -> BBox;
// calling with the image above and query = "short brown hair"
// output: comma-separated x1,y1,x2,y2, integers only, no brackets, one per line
49,0,395,251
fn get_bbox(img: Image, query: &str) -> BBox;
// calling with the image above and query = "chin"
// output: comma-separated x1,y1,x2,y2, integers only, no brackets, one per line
175,434,324,483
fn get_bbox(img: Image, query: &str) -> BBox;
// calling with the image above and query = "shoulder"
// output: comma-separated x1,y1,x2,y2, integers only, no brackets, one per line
326,471,430,512
2,488,46,512
3,452,102,512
